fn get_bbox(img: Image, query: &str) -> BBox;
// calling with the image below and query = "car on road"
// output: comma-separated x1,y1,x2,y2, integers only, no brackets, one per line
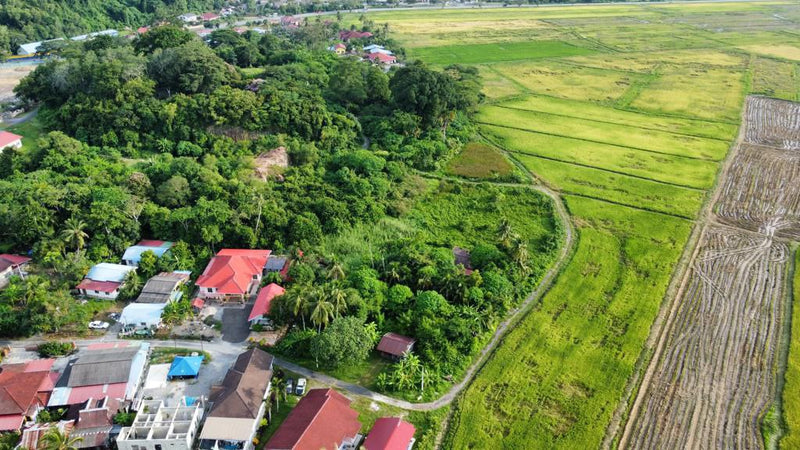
88,321,110,330
286,378,294,395
108,313,120,321
295,378,307,395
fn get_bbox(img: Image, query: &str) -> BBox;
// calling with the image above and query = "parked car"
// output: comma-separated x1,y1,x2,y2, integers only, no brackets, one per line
295,378,307,395
108,313,120,321
286,378,294,395
88,321,110,330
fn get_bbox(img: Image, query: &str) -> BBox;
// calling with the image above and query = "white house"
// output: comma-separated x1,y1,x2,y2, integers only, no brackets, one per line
76,263,136,300
119,303,166,330
0,131,23,153
178,13,199,22
117,397,205,450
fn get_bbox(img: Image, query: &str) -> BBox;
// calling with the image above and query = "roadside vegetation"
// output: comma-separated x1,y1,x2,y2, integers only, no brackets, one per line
783,250,800,448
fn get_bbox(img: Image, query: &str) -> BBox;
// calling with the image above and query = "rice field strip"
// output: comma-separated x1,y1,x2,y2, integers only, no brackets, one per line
476,121,720,162
562,192,695,221
492,104,733,142
496,145,706,191
619,96,800,450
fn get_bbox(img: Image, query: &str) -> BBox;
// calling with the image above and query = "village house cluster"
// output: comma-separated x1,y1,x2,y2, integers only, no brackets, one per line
0,238,420,449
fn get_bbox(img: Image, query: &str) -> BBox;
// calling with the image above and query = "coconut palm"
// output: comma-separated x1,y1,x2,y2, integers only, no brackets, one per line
497,218,517,249
38,427,82,450
61,217,88,254
309,298,335,332
288,286,310,330
326,285,348,318
510,238,530,274
327,262,345,281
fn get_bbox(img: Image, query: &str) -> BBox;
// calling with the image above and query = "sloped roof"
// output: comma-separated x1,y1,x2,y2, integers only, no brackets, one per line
363,417,416,450
265,256,288,272
0,131,22,148
208,349,273,419
0,370,50,416
76,279,120,293
137,272,188,303
62,347,139,387
122,242,173,264
195,249,271,295
265,388,361,450
367,52,396,63
119,303,165,327
0,254,30,270
85,263,136,283
168,356,204,378
249,284,285,321
376,333,415,357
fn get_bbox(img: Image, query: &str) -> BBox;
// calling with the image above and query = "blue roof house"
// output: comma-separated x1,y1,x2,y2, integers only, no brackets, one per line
122,240,174,266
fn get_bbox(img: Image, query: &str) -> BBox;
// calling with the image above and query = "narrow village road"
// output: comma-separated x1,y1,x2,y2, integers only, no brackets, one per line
0,170,575,413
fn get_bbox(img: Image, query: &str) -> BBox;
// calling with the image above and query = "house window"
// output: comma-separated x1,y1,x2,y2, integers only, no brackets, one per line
155,445,162,450
207,288,213,293
94,290,100,294
253,274,258,279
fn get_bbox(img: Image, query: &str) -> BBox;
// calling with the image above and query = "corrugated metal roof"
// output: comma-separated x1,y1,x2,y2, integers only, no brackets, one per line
85,263,136,283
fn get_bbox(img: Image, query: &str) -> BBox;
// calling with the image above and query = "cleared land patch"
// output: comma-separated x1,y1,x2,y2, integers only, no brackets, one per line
444,142,515,180
621,96,800,449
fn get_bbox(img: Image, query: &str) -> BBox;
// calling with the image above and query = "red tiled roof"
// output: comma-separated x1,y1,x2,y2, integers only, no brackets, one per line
376,333,415,357
137,27,149,34
191,298,205,308
249,284,285,321
339,30,373,40
0,131,22,149
76,279,120,293
266,388,361,450
0,371,50,417
67,383,127,405
136,239,168,247
364,417,416,450
201,12,220,20
367,52,396,63
195,249,271,295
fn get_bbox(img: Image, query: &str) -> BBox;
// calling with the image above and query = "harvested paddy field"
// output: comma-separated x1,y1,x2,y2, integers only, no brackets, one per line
621,96,800,449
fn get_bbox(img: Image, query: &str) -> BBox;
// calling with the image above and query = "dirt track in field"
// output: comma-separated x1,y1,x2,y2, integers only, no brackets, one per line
620,96,800,449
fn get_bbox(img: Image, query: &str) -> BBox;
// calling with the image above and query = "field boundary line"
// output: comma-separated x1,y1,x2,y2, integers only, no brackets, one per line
478,121,721,162
560,191,694,220
492,104,733,142
614,95,748,449
503,147,707,191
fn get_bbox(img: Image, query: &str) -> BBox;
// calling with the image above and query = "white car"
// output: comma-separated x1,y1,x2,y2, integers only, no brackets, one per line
88,321,110,330
295,378,307,395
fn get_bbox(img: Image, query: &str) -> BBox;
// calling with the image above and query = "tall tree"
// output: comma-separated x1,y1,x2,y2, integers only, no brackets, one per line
61,217,88,254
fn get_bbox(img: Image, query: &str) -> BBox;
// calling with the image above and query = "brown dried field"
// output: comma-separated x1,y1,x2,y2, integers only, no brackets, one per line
621,96,800,449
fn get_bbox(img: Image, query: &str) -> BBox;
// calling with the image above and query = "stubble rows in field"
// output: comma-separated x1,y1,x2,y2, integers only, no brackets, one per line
622,96,800,449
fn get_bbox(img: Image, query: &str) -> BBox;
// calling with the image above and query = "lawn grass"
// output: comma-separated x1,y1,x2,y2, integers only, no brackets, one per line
255,394,300,449
444,142,515,180
780,250,800,449
279,352,391,392
2,115,45,153
445,197,693,448
409,40,594,65
477,105,730,160
481,124,719,189
514,154,705,218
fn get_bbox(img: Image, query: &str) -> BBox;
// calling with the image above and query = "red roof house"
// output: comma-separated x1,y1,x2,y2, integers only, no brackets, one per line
201,12,220,21
0,368,54,431
265,388,361,450
366,52,396,65
0,131,22,152
195,249,271,302
364,417,416,450
0,254,31,288
339,30,373,41
376,333,415,360
249,283,285,325
136,26,149,34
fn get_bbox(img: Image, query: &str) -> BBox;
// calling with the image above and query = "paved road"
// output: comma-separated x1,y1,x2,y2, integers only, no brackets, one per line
221,303,254,343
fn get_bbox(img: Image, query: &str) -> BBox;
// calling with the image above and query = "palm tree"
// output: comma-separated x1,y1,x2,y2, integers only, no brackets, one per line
327,262,345,281
61,217,88,254
497,218,516,249
510,238,530,274
309,298,334,332
326,285,348,318
288,287,310,330
38,427,82,450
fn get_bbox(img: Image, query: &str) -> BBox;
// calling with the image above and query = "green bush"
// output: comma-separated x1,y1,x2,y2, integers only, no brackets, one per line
37,341,74,358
